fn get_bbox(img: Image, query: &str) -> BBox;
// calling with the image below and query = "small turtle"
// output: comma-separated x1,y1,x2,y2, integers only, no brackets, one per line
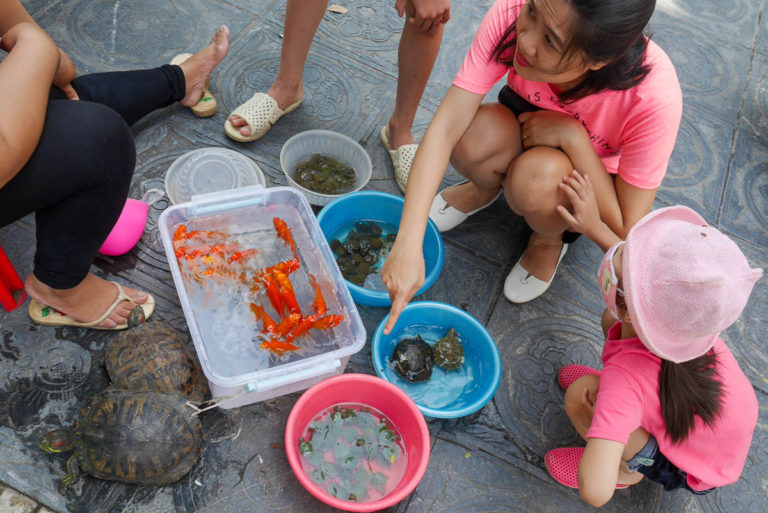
433,328,464,371
105,321,208,402
391,336,434,383
39,388,204,486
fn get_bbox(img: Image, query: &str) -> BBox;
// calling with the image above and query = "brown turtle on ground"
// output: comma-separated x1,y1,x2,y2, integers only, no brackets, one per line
105,321,208,402
39,388,204,486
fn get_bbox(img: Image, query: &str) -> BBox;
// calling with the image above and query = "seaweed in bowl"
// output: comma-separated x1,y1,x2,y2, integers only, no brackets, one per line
294,154,357,195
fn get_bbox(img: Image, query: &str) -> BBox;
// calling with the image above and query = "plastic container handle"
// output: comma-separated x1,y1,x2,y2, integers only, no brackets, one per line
243,359,341,393
190,184,268,216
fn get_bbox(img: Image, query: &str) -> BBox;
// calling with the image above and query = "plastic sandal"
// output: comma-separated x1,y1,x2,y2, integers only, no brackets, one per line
380,126,418,193
558,364,600,390
28,281,155,330
224,93,302,143
504,243,568,303
545,447,629,489
428,181,502,232
170,53,217,118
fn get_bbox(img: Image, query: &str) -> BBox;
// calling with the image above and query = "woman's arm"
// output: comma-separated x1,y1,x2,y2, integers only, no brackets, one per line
0,22,60,188
381,85,484,333
578,437,625,507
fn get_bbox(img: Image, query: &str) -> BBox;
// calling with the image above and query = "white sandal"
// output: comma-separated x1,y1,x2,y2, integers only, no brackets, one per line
224,92,302,143
428,181,502,232
380,126,418,193
504,243,568,303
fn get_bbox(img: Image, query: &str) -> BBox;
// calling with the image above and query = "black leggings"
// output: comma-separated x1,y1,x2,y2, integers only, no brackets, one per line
0,65,185,289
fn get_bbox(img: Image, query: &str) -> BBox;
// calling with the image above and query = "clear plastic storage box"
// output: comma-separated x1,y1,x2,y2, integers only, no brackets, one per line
158,185,366,408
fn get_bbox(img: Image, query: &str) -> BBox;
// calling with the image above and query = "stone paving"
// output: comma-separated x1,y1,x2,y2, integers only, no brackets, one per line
0,0,767,512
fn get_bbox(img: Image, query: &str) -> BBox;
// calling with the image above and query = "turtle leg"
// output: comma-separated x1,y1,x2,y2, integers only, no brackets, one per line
63,456,81,487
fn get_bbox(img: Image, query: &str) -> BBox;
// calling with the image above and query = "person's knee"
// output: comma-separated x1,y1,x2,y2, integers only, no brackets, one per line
91,104,136,180
505,147,572,215
452,104,520,176
564,374,600,418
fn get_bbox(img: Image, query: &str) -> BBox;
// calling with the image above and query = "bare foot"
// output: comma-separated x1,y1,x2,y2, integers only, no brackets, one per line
229,83,303,138
179,25,230,107
441,181,500,214
25,273,149,329
519,234,565,282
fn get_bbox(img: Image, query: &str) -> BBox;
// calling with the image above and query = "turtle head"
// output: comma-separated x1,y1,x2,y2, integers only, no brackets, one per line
39,430,74,453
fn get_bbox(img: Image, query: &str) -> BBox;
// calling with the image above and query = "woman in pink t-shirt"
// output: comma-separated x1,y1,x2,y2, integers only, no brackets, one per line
547,194,761,506
380,0,682,333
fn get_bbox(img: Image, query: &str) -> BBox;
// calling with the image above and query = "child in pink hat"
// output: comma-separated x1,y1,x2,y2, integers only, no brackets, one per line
544,171,762,507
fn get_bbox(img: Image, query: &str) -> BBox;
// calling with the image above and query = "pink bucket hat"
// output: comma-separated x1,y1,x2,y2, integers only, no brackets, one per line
622,206,763,363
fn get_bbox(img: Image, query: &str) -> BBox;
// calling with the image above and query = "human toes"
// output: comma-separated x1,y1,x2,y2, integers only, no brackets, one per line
229,114,247,127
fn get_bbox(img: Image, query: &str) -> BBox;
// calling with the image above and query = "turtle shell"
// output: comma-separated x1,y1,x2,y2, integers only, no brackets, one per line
433,328,464,371
72,388,203,485
106,321,208,402
391,336,434,383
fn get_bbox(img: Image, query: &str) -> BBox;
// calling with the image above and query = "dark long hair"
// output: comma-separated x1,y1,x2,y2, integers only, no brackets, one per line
490,0,656,101
659,350,723,444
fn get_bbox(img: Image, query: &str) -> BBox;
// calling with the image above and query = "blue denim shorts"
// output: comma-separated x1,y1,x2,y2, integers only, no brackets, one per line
626,435,713,495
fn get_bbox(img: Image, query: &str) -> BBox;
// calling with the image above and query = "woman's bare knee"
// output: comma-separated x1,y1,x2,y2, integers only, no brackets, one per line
505,147,572,211
451,103,521,181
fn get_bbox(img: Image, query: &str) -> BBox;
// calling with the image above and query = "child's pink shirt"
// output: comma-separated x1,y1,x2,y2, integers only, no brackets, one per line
453,0,682,189
587,323,758,491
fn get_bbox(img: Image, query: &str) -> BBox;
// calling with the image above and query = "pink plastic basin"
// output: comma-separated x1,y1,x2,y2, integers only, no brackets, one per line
99,198,148,256
285,373,430,512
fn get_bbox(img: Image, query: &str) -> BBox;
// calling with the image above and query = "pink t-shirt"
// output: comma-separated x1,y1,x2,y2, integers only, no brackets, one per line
587,323,758,491
453,0,682,189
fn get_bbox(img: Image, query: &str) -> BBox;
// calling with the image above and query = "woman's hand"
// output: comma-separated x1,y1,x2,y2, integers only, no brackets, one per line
518,110,585,150
53,48,78,99
381,242,425,334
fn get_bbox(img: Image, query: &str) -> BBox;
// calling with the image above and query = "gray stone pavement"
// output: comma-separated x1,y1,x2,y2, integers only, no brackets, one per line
1,0,767,512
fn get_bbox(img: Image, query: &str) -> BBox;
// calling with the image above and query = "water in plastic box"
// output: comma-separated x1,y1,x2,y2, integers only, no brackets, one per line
172,205,348,379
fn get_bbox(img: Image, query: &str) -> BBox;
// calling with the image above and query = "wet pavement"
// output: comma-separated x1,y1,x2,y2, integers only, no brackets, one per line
1,0,767,512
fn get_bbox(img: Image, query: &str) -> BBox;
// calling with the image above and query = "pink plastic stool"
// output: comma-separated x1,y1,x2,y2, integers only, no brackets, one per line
0,245,26,312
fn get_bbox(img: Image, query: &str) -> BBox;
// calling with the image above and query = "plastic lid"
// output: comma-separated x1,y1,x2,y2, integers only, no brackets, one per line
165,147,266,204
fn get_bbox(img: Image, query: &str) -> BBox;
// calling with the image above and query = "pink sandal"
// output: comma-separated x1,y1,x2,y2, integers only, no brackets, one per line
545,447,628,489
557,364,600,390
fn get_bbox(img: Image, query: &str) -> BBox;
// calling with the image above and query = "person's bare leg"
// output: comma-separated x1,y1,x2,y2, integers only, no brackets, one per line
440,103,522,211
505,146,572,281
618,428,649,486
385,18,444,149
230,0,328,137
179,25,230,107
25,273,149,328
565,374,645,487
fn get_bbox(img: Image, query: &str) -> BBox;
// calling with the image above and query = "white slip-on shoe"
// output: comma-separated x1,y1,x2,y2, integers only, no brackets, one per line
504,243,568,303
428,182,502,232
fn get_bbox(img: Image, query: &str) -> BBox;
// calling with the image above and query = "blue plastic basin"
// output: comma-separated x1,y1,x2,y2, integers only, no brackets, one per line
316,191,444,307
372,301,502,418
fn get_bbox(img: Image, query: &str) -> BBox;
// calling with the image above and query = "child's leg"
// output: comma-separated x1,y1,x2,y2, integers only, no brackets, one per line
618,428,650,485
564,374,646,486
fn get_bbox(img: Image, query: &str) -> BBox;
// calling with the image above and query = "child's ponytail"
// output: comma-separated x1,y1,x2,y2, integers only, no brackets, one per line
659,350,723,444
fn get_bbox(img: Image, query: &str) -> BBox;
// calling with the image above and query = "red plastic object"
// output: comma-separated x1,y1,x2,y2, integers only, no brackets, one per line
0,245,26,312
285,374,430,512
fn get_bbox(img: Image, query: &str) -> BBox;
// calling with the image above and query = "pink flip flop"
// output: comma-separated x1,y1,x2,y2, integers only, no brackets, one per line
557,364,600,390
545,447,628,489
